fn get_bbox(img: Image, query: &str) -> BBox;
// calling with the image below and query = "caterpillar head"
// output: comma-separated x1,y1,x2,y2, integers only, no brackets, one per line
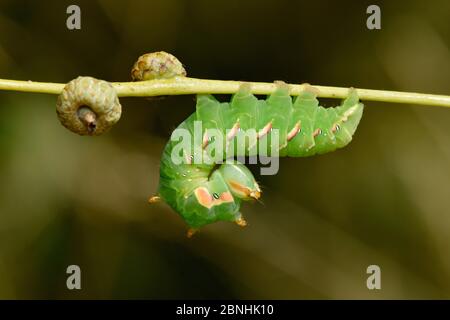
218,162,261,201
131,51,186,81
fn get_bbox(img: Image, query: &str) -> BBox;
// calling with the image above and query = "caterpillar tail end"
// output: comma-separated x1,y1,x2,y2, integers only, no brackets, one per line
148,195,161,204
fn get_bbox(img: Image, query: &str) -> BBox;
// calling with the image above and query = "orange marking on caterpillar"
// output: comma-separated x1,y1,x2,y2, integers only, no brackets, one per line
227,121,240,141
331,123,341,133
341,105,359,122
229,181,261,200
194,187,214,208
313,128,322,138
287,122,301,141
258,121,272,139
194,188,234,209
229,181,250,198
202,132,209,149
220,192,234,202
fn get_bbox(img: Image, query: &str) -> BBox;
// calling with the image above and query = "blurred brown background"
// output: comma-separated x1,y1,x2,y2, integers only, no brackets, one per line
0,0,449,299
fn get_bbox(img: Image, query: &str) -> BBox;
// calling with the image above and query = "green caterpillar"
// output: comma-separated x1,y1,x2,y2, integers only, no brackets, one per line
153,82,363,236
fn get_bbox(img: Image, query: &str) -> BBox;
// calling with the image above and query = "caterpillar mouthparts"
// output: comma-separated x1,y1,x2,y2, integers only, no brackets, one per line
56,76,122,136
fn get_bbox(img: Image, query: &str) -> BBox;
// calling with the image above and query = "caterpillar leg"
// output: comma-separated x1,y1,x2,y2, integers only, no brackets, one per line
301,83,320,95
187,228,198,238
235,216,247,227
148,195,161,204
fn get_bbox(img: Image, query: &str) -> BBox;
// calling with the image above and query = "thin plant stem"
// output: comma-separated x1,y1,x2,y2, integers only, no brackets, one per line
0,77,449,108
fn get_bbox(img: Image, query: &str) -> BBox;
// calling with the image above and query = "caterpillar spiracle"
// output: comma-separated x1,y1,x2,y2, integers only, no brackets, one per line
132,52,364,236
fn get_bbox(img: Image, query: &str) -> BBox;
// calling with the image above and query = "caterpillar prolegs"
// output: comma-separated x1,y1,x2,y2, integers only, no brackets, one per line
155,83,363,235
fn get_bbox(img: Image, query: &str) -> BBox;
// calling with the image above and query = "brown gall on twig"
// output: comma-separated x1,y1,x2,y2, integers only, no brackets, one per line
56,76,122,136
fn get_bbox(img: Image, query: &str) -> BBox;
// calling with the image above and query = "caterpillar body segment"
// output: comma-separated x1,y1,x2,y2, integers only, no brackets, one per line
156,84,364,233
257,82,292,153
158,146,250,229
195,84,363,157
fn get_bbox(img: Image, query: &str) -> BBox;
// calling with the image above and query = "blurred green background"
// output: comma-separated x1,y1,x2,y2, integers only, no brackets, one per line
0,0,449,299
